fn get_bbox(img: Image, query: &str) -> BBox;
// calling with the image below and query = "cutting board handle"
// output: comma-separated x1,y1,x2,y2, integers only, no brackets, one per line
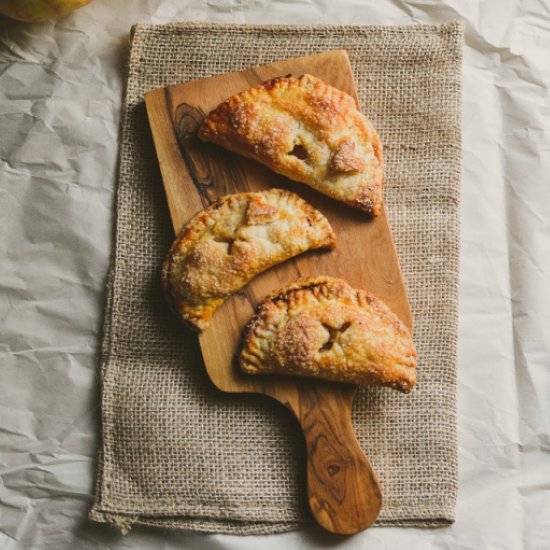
285,382,382,534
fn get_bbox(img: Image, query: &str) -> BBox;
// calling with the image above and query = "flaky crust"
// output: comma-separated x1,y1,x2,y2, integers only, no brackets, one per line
240,277,416,392
162,190,336,331
199,74,384,215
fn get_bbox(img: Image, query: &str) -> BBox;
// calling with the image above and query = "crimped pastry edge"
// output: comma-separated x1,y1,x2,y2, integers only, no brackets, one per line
198,74,385,216
161,190,336,331
240,276,416,392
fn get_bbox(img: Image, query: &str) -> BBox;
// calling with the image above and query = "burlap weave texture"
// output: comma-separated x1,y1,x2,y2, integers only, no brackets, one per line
90,21,462,535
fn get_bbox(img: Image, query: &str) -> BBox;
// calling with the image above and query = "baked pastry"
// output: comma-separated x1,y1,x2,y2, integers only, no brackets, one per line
162,189,336,331
198,74,384,215
240,277,416,392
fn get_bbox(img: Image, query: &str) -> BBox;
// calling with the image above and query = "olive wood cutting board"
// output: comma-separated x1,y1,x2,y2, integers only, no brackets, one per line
145,49,412,535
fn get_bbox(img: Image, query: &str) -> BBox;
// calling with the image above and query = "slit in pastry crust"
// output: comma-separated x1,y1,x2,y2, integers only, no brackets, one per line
162,189,336,331
199,74,384,215
240,276,416,392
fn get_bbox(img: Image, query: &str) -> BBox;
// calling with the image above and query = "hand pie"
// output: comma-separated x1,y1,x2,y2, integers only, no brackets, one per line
162,189,336,331
199,74,384,215
240,277,416,392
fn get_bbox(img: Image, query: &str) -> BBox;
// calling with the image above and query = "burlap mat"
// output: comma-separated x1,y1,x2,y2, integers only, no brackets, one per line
90,21,462,535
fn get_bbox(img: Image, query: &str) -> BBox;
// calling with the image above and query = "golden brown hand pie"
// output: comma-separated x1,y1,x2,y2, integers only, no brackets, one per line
199,74,384,215
162,189,336,331
240,277,416,392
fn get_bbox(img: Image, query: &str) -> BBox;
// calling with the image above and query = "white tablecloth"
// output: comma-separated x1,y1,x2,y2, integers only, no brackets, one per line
1,1,549,548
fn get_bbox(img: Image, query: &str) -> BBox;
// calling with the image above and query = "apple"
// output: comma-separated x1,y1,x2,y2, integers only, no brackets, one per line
0,0,92,22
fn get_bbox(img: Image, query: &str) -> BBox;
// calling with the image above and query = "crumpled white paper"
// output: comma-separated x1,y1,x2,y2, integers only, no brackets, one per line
1,1,549,549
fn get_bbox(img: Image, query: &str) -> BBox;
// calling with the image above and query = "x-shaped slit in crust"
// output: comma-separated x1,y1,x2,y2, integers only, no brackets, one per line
319,321,352,352
288,144,308,160
213,236,236,254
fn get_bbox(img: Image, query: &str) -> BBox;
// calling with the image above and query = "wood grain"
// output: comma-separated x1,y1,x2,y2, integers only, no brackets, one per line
145,50,412,534
290,381,382,534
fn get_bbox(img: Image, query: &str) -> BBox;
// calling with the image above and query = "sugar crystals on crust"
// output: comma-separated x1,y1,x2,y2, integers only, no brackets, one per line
240,276,416,392
162,189,336,331
199,74,384,215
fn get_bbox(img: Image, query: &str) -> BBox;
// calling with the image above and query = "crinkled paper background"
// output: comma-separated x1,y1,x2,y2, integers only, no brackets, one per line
1,1,549,549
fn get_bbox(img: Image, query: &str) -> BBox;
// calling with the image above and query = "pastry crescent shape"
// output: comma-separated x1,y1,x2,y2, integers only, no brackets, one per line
162,189,336,331
199,74,384,215
240,277,416,392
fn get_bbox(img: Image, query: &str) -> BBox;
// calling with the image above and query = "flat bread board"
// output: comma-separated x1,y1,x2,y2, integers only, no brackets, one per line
145,49,412,534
